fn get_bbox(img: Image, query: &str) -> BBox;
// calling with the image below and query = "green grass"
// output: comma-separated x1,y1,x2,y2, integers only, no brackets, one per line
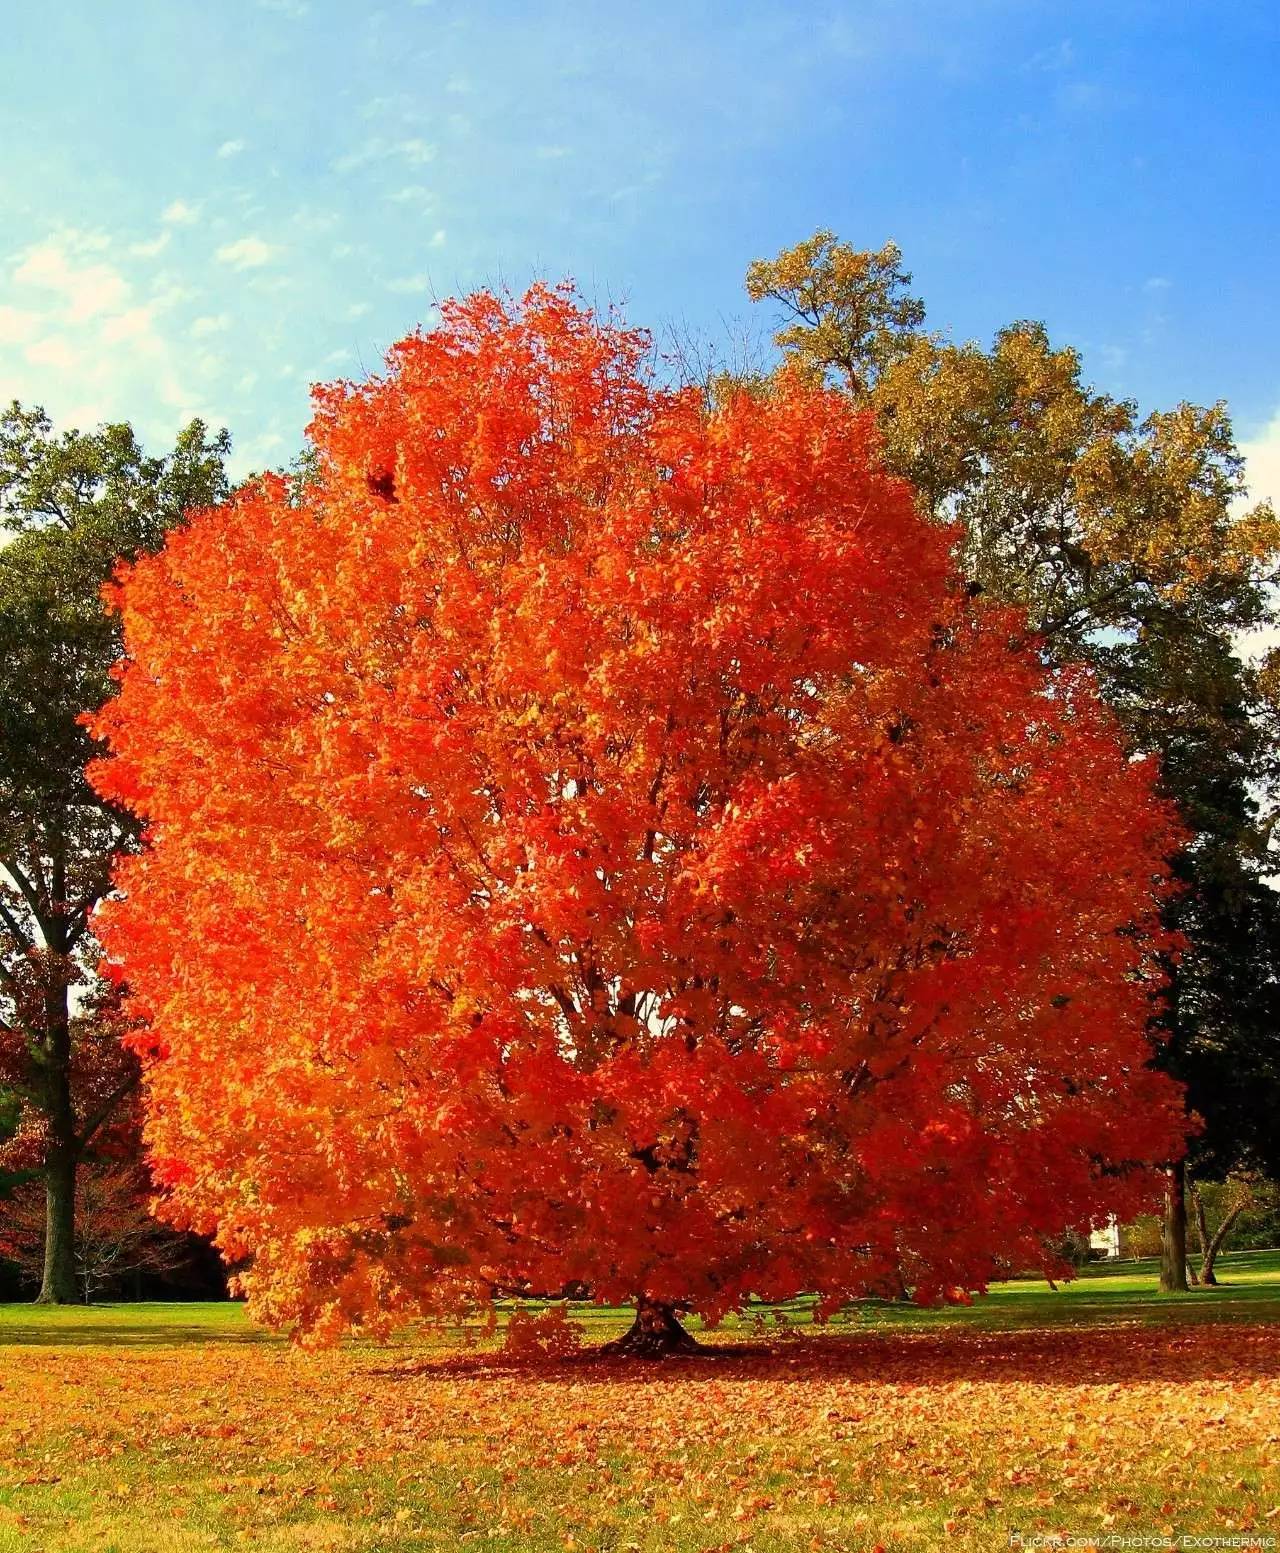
825,1246,1280,1331
2,1247,1277,1347
0,1252,1276,1553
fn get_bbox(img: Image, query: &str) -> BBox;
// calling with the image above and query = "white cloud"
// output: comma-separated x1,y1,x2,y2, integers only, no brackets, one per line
0,305,40,345
129,232,172,258
333,137,438,174
1026,40,1074,72
12,236,130,322
1234,409,1280,662
215,236,277,269
398,138,436,165
332,143,377,175
24,335,79,371
290,207,340,235
239,430,287,471
347,301,372,318
161,199,201,226
191,313,231,337
1,227,204,444
217,139,247,159
1241,410,1280,513
429,228,446,249
101,306,158,345
387,273,428,293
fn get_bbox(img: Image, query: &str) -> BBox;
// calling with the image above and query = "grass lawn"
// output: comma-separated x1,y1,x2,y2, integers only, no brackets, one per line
1,1252,1277,1552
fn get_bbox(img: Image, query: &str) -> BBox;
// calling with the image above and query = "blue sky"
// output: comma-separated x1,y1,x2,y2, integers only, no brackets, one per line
1,0,1277,496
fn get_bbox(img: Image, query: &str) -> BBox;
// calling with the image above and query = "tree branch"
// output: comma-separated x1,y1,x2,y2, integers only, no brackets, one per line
0,897,35,954
75,1070,141,1153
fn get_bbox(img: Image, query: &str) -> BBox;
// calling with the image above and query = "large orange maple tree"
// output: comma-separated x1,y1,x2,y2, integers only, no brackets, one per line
90,286,1185,1347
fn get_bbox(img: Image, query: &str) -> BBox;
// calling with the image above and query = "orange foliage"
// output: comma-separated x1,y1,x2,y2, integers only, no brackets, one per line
89,285,1185,1338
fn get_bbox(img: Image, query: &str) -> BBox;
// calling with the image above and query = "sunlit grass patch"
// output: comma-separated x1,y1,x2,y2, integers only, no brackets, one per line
0,1252,1277,1552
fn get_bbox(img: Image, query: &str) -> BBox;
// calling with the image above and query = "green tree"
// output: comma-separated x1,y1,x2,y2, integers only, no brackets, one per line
0,404,230,1302
747,234,1280,1292
0,1087,21,1198
1189,1172,1280,1286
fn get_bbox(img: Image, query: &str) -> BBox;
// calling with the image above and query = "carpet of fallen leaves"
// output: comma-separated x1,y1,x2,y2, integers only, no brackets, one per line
1,1322,1277,1552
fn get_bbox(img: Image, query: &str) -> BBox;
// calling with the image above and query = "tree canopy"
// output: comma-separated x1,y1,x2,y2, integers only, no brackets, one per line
91,286,1183,1341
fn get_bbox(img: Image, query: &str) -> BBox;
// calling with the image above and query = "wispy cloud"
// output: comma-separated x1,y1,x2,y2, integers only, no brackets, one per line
1,229,210,439
217,139,247,159
24,335,78,371
128,232,172,258
13,234,130,322
100,306,160,345
215,236,277,270
0,305,41,345
1025,39,1074,72
332,137,437,175
161,198,201,226
161,199,201,226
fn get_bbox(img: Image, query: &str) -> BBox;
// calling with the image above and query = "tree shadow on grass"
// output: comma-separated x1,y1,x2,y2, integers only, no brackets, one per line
378,1319,1280,1389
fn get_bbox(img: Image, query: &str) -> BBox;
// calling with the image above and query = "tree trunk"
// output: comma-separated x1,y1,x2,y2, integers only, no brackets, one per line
1190,1182,1209,1256
36,1141,77,1304
1201,1204,1246,1286
1159,1160,1189,1293
601,1298,702,1357
35,836,78,1306
1189,1182,1210,1285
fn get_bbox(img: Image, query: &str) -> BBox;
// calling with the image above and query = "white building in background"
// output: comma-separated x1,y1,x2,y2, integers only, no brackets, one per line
1089,1217,1121,1259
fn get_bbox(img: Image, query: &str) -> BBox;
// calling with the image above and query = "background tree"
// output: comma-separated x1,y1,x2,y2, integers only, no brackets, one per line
1188,1172,1280,1286
0,1086,20,1199
747,233,1280,1292
0,404,231,1303
91,286,1183,1350
1,1162,188,1304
